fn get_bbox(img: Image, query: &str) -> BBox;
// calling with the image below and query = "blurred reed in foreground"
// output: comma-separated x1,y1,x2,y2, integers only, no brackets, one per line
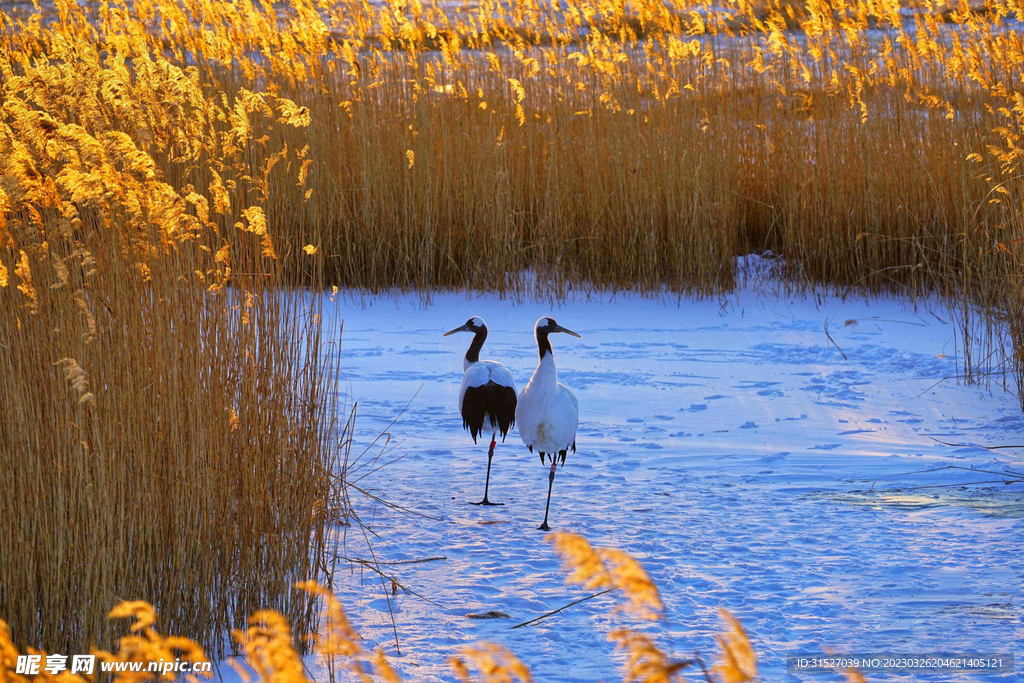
0,534,868,683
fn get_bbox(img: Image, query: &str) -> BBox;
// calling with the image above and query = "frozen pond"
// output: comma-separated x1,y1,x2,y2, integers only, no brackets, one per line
315,284,1024,682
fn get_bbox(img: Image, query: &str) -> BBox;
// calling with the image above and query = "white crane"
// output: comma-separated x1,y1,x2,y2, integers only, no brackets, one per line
516,317,580,530
444,316,518,506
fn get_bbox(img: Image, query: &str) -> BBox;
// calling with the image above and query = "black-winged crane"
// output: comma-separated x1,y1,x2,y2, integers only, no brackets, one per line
445,316,518,506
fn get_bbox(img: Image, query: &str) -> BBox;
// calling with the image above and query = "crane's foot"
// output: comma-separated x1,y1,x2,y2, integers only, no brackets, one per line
537,522,551,531
470,499,504,506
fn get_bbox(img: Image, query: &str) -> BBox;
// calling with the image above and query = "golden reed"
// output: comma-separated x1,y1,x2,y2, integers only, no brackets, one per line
0,0,348,654
4,0,1020,383
3,535,862,683
2,0,1023,660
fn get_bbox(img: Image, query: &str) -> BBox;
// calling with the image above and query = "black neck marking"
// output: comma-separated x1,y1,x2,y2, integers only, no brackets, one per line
536,329,552,359
465,327,487,364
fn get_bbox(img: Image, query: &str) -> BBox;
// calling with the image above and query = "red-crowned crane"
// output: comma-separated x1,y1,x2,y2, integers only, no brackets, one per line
516,317,580,530
445,316,518,506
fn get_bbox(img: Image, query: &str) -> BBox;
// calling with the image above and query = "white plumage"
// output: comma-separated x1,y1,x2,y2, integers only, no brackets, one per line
516,316,581,530
515,355,578,457
445,316,517,506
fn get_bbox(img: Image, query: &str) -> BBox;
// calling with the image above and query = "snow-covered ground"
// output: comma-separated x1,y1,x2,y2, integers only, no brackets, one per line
313,280,1023,682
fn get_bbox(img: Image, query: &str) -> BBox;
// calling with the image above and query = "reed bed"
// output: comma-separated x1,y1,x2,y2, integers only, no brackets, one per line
1,0,1023,663
0,7,346,656
4,0,1020,383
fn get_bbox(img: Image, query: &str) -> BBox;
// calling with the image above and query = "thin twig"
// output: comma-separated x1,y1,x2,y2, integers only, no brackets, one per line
824,317,847,360
929,436,1024,451
349,482,445,522
348,384,423,474
349,452,414,485
844,317,927,327
342,556,447,566
343,553,463,615
510,588,618,629
883,463,1024,479
850,479,1018,492
356,519,401,654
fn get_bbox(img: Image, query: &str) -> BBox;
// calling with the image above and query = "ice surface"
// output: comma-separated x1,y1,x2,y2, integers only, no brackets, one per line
288,285,1024,682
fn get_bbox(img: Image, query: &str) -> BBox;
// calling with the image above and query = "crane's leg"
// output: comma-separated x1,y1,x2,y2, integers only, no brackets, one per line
537,459,557,531
471,432,503,506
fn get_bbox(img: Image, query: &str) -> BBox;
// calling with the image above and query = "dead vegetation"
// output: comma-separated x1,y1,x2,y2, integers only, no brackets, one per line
0,533,869,683
4,0,1020,389
0,3,346,654
2,0,1024,662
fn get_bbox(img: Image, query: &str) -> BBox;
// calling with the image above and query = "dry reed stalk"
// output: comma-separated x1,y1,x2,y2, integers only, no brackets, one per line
0,12,346,656
9,0,1016,663
1,0,1009,397
0,534,785,683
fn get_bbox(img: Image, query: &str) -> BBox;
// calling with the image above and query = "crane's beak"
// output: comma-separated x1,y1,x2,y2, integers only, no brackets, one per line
444,324,469,336
553,324,581,338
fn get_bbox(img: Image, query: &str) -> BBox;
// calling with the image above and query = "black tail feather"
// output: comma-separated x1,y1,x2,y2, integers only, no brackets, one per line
462,381,517,443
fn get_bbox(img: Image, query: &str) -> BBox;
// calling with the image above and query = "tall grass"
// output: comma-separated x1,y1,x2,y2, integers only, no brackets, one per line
5,0,1020,388
1,0,1023,659
0,10,344,656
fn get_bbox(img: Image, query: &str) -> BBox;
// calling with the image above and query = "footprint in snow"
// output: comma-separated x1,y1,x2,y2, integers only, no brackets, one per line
736,380,782,389
811,443,842,450
761,451,790,462
682,403,708,412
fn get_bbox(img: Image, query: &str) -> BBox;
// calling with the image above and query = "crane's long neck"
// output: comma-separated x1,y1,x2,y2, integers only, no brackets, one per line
532,330,557,387
464,327,487,370
537,329,553,361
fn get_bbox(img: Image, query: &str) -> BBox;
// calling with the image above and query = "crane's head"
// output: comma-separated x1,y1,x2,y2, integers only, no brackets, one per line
535,316,581,338
444,316,486,336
